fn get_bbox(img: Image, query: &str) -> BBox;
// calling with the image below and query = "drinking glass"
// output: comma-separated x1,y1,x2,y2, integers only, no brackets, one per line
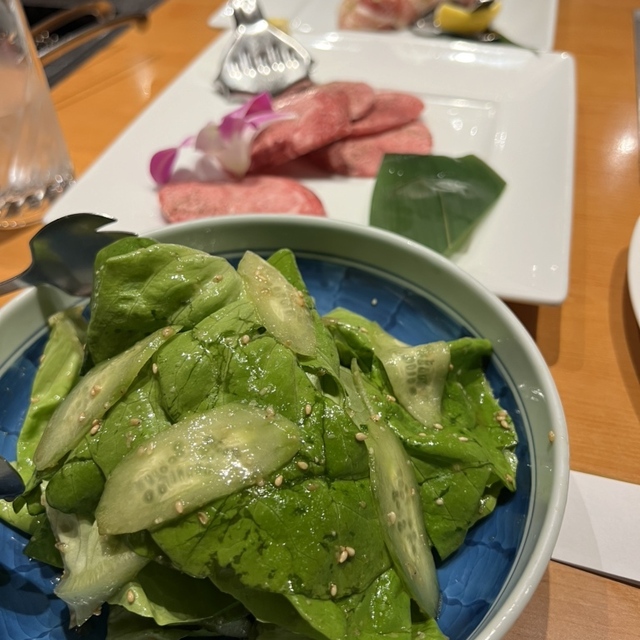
0,0,74,230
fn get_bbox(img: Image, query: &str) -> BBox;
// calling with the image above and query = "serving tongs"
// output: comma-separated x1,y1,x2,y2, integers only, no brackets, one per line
216,0,313,97
0,457,24,502
31,0,148,66
0,213,134,297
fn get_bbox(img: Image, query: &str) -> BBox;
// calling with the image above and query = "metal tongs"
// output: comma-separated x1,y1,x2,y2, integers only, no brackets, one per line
0,213,134,297
216,0,313,97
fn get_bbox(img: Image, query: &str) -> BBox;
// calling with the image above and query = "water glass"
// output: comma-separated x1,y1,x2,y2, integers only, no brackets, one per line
0,0,74,230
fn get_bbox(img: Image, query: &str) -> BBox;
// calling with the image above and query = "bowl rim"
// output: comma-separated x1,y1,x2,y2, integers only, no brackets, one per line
0,214,570,640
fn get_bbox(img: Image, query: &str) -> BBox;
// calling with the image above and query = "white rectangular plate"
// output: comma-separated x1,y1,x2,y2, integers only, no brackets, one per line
45,32,575,305
210,0,559,52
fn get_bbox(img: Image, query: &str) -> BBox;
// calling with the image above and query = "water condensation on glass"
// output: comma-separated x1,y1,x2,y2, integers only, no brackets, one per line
0,0,74,229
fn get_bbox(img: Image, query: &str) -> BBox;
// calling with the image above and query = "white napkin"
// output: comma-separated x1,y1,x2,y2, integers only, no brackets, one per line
552,470,640,586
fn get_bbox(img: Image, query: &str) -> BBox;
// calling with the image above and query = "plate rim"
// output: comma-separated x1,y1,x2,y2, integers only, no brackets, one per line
44,32,576,306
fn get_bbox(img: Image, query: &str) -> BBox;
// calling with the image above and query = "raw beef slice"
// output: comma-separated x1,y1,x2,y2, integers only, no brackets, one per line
281,81,376,122
349,91,424,137
250,87,352,171
338,0,437,30
308,120,433,178
159,176,326,223
321,81,376,121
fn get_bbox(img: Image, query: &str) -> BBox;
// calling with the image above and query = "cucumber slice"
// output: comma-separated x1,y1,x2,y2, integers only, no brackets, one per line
46,502,149,627
96,403,300,535
34,325,180,471
351,364,440,619
238,251,316,357
377,341,450,428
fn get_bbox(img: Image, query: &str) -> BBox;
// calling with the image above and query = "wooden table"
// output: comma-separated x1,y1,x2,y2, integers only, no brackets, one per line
1,0,639,637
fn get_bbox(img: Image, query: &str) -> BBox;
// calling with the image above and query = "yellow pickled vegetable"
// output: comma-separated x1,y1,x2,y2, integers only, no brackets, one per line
435,1,502,35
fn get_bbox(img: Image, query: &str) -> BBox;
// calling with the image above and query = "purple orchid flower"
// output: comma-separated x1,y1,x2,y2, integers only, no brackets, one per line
149,93,291,185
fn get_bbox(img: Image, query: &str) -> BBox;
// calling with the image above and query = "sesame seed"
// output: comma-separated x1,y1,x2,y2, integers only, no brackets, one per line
78,413,86,423
458,436,469,442
274,475,284,487
162,327,174,338
386,394,396,402
90,422,101,436
297,460,309,471
175,500,184,514
506,474,514,484
307,483,318,492
30,396,39,404
305,403,312,416
90,385,102,397
330,583,337,597
257,479,265,487
371,298,378,306
419,432,427,437
548,430,556,443
435,497,444,506
346,546,355,557
338,549,349,563
129,418,141,426
265,406,275,419
197,512,210,526
433,422,444,430
387,511,397,525
359,501,367,509
359,326,369,334
370,413,380,422
241,334,251,345
500,420,511,429
154,517,163,525
355,432,368,442
152,363,159,375
126,589,135,604
214,274,223,282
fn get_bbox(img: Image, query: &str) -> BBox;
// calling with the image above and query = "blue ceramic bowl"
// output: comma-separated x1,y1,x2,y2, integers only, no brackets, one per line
0,216,569,640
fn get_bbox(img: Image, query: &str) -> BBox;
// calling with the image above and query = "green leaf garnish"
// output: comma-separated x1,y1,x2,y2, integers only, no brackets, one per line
370,154,506,256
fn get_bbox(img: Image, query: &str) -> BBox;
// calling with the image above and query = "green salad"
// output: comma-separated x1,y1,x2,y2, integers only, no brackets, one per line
0,238,518,640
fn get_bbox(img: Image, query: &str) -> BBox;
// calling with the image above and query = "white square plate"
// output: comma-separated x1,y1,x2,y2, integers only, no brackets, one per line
210,0,559,52
45,32,575,305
